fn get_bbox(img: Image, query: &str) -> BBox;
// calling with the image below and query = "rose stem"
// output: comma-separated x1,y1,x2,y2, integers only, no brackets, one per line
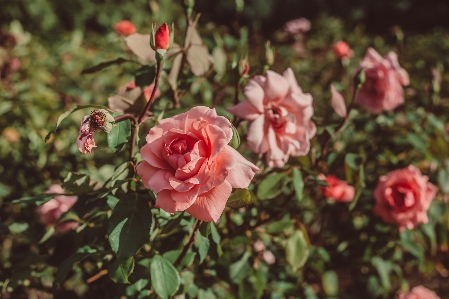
173,219,201,267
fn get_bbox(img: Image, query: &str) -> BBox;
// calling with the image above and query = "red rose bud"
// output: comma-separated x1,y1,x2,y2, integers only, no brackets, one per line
239,58,250,77
114,20,137,36
333,41,354,59
155,23,170,50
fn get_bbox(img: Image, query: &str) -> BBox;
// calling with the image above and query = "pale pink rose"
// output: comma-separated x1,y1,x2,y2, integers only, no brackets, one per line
333,41,354,59
318,174,354,202
136,106,259,222
398,286,441,299
37,184,78,233
262,250,276,265
354,48,409,114
284,18,311,35
76,110,114,154
227,68,316,168
114,20,137,36
119,81,161,101
373,165,436,231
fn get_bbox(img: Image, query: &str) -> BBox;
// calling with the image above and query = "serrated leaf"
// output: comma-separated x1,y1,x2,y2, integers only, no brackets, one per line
226,188,252,208
107,118,131,152
286,230,309,271
150,255,180,299
292,168,304,202
109,257,135,284
125,33,156,63
196,231,210,264
81,57,137,74
108,87,147,115
45,104,110,141
256,173,286,200
229,124,240,149
229,252,251,284
53,246,98,291
107,193,152,259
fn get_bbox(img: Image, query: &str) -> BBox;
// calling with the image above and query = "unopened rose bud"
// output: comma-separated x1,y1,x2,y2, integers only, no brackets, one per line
155,23,170,50
333,41,354,59
114,20,137,36
239,58,250,77
265,41,274,67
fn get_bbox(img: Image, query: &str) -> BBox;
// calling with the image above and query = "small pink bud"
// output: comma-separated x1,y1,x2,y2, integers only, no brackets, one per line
114,20,137,36
239,58,250,77
155,23,170,50
333,41,354,59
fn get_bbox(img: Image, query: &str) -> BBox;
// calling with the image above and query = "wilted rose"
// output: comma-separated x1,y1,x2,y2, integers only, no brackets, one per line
37,184,78,233
227,68,316,168
77,109,114,154
137,106,259,222
398,286,441,299
318,174,354,202
333,41,354,59
373,165,436,231
354,48,409,114
114,20,137,36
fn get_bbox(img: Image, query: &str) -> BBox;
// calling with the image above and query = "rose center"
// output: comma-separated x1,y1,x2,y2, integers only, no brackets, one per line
392,186,415,210
169,138,189,154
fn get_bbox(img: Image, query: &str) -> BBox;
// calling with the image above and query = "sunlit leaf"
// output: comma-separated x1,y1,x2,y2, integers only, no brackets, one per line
226,188,252,208
150,255,180,299
107,117,131,153
109,257,135,284
285,230,309,271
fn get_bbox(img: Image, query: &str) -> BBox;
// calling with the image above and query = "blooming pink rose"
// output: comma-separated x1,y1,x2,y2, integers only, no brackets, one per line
137,106,259,222
284,18,311,35
398,286,441,299
114,20,137,36
120,81,161,101
354,48,409,114
373,165,436,231
37,184,78,233
318,174,354,202
227,68,316,168
333,41,354,59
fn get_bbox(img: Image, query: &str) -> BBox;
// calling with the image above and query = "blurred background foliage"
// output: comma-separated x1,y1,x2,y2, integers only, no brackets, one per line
2,0,449,298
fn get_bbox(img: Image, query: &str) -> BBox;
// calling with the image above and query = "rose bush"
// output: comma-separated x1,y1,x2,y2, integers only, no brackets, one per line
137,106,259,222
227,68,316,167
373,165,436,231
354,48,409,114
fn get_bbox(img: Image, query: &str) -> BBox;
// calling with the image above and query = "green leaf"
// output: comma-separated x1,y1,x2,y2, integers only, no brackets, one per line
106,195,120,210
150,255,180,299
45,104,110,142
229,252,251,284
81,57,136,74
322,270,338,296
256,173,286,200
62,172,91,193
8,222,29,234
134,65,156,87
371,256,391,290
285,230,309,272
109,257,135,284
226,189,252,208
210,222,221,244
107,118,131,152
421,223,437,256
196,231,210,264
53,246,98,291
292,168,304,202
229,123,240,149
12,193,60,205
107,193,152,259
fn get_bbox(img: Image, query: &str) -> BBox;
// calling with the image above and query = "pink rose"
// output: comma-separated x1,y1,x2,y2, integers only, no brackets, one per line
333,41,354,59
37,184,78,233
136,106,259,222
119,81,161,101
284,18,311,35
114,20,137,36
227,68,316,168
373,165,436,231
354,48,409,114
318,174,354,202
398,286,441,299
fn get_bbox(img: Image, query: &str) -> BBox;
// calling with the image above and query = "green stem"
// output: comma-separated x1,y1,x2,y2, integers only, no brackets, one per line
173,219,201,267
138,59,165,125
